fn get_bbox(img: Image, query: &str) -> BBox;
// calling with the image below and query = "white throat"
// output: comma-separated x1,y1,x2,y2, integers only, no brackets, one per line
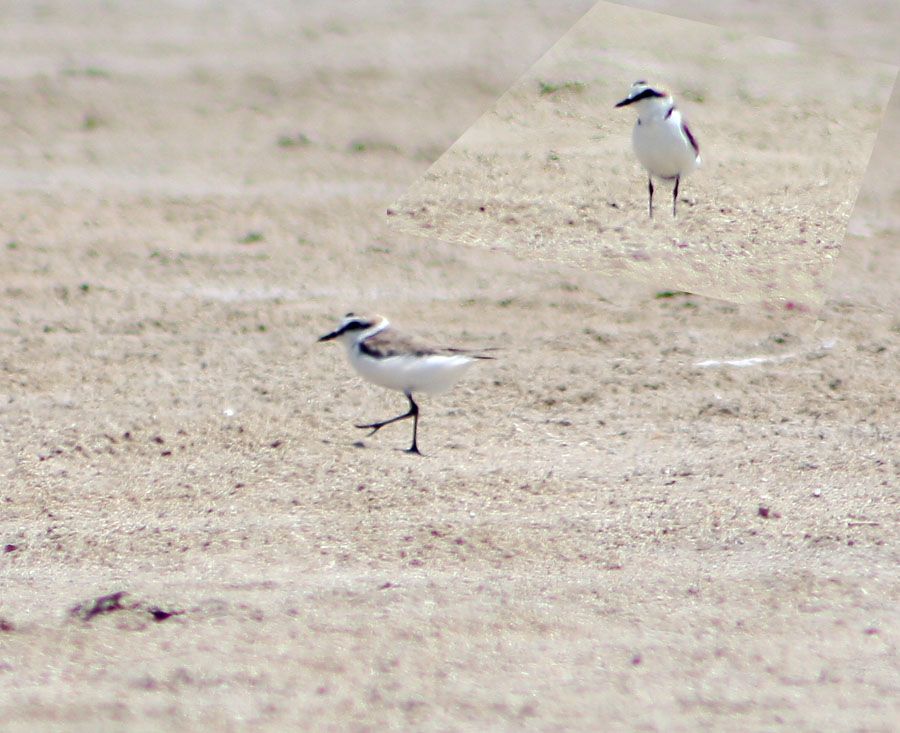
636,96,675,124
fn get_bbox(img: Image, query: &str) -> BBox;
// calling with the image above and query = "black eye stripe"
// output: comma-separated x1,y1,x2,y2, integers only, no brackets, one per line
629,87,665,102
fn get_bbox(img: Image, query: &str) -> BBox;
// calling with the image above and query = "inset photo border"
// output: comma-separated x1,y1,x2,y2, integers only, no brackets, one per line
388,1,898,307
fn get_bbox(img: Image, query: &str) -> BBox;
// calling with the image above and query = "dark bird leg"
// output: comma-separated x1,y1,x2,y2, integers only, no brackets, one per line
355,392,421,454
648,176,654,218
406,394,420,454
672,175,680,217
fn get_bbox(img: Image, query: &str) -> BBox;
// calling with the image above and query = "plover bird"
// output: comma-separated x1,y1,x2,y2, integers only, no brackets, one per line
318,313,492,454
615,80,700,217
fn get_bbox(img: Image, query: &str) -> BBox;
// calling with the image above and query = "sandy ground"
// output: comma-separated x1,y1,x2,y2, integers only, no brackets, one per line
0,1,897,731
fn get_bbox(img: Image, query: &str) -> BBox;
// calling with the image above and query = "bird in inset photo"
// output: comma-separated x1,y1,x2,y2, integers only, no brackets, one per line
615,80,701,217
318,313,493,454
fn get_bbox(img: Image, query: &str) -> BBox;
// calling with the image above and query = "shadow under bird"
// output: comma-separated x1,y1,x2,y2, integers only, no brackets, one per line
318,313,494,454
615,80,701,217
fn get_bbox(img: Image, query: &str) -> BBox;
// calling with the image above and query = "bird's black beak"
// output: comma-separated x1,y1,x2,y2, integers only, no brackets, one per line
318,329,340,342
614,96,634,108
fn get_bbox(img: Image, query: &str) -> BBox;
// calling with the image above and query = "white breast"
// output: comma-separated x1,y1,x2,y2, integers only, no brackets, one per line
632,112,699,179
350,349,477,394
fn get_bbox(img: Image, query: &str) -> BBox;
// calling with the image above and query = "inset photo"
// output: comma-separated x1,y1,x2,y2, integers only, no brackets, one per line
388,1,897,307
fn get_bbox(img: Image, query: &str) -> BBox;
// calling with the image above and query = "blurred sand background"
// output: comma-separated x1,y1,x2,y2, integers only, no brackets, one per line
390,2,896,307
1,1,897,731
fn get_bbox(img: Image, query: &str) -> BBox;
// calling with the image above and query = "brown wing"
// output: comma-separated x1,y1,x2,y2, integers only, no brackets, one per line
359,328,495,360
359,328,439,359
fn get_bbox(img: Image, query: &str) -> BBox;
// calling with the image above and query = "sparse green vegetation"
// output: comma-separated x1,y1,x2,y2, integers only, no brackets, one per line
681,89,706,103
654,290,691,298
582,327,607,344
82,113,103,131
238,231,265,244
277,133,311,148
348,138,401,154
63,67,111,78
539,80,586,96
